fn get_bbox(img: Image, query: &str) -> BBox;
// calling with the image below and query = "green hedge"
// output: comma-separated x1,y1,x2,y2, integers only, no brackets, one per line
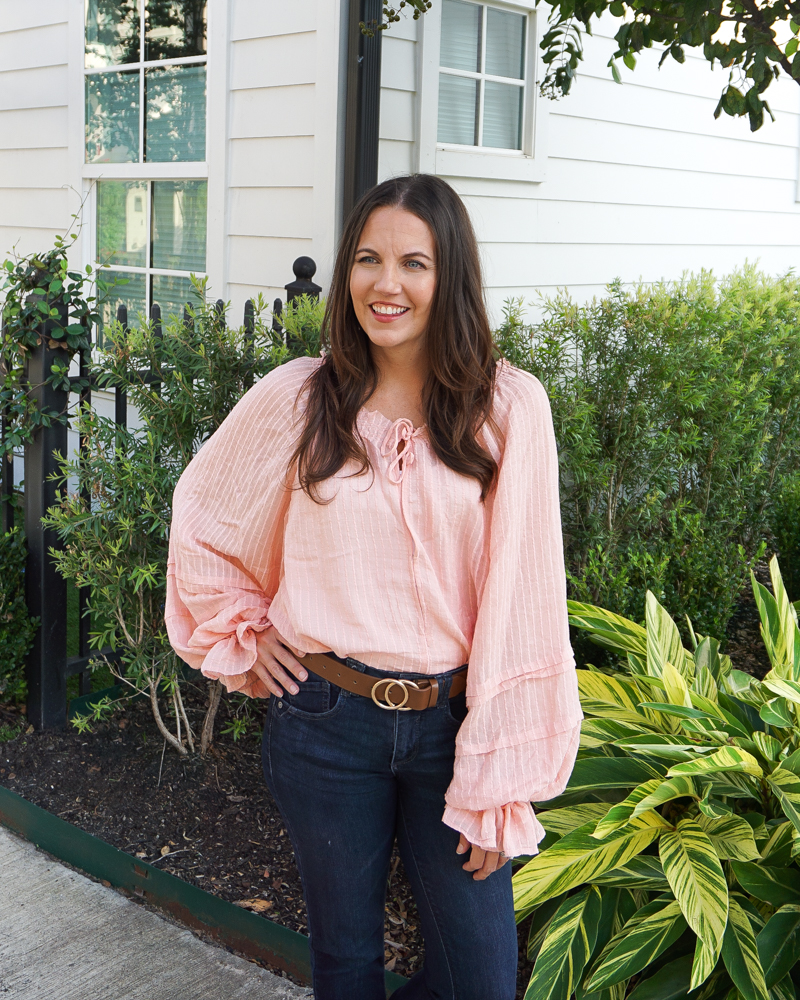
0,527,38,702
496,265,800,640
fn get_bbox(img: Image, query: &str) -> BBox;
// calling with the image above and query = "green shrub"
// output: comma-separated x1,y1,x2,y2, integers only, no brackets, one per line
0,527,38,702
44,287,324,753
769,471,800,601
496,266,800,640
513,555,800,1000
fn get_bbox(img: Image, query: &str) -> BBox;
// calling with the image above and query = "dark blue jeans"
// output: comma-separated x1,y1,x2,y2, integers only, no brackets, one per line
261,658,518,1000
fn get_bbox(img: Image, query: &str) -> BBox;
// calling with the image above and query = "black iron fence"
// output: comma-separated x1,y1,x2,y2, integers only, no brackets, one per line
2,256,322,730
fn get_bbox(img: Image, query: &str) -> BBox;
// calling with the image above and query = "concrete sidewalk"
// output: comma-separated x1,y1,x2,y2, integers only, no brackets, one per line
0,825,312,999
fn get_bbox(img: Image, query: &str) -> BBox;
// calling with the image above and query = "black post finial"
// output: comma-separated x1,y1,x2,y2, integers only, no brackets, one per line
285,258,322,303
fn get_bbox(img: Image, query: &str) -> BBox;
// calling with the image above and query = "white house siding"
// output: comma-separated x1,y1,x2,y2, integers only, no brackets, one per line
379,15,420,180
0,0,73,262
378,11,800,323
226,0,345,321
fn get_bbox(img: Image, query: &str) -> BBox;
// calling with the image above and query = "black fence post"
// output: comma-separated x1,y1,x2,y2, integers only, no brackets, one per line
77,322,93,696
243,300,255,390
24,298,70,729
115,304,128,432
1,318,13,536
150,303,162,397
272,297,284,337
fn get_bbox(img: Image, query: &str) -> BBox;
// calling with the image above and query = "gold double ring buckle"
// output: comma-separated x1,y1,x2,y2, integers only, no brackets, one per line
370,677,420,711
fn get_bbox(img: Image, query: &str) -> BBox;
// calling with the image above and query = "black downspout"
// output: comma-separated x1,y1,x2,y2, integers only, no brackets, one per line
342,0,383,223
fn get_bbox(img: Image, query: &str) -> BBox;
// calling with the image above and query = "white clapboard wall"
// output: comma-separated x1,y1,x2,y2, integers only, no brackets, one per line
0,1,798,327
378,11,800,322
0,0,72,260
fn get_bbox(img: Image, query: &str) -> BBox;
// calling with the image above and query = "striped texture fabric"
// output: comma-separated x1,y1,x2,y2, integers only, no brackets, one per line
166,357,582,855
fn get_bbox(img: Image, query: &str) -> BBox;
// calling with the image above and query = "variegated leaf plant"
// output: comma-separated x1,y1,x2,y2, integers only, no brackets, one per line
514,555,800,1000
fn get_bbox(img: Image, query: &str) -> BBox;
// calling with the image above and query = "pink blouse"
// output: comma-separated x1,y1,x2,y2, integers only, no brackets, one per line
165,357,582,856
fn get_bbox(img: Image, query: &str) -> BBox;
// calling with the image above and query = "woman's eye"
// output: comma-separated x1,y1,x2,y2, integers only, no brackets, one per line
356,256,377,264
405,260,424,269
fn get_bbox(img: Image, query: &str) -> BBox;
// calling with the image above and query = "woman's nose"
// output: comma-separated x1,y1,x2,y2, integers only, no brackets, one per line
373,265,403,294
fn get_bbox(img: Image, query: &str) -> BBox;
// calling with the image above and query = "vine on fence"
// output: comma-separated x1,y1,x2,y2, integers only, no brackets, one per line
0,226,113,466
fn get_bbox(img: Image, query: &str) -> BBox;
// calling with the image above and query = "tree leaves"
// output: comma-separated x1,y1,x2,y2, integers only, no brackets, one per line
730,863,800,908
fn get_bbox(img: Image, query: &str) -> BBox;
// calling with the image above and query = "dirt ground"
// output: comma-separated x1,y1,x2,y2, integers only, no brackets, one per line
0,580,771,997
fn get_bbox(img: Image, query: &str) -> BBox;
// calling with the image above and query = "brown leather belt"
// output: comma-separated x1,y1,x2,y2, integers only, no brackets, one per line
298,652,467,712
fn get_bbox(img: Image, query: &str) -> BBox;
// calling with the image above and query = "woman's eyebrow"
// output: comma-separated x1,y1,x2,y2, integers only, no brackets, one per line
355,246,434,261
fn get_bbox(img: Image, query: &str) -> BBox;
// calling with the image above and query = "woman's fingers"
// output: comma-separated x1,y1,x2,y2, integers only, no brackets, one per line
256,628,308,685
458,836,506,880
249,659,286,697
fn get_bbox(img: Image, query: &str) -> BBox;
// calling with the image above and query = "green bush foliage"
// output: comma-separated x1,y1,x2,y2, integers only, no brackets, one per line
769,472,800,603
0,527,38,702
44,286,324,753
496,266,800,640
513,556,800,1000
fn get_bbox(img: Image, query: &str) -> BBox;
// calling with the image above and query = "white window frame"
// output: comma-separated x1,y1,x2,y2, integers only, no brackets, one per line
416,0,548,183
66,0,230,307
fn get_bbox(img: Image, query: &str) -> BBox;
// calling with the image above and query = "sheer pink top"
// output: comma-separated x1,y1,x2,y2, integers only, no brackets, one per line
165,357,582,856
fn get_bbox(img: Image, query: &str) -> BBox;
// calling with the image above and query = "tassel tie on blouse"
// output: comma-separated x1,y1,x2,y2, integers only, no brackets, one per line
380,418,422,484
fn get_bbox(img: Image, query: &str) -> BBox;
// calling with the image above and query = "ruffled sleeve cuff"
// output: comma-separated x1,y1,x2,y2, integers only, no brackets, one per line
185,595,272,692
442,802,546,858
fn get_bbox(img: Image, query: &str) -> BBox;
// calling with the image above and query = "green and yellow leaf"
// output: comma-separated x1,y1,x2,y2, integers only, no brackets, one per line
539,803,612,837
577,670,658,728
513,814,671,918
567,756,665,794
721,896,769,1000
580,718,650,748
647,590,691,680
524,886,601,1000
691,933,722,991
697,814,761,862
767,767,800,835
593,776,697,840
660,818,729,959
589,855,669,891
583,899,687,992
568,601,648,659
667,747,763,780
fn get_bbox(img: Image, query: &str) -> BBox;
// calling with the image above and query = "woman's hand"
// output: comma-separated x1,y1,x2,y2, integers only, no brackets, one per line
456,833,510,881
250,626,308,698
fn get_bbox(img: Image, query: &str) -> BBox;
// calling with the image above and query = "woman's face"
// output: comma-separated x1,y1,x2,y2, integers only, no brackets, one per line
349,206,437,358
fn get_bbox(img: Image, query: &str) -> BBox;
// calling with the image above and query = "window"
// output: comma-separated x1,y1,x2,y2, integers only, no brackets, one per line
84,0,207,164
438,0,526,151
96,179,207,333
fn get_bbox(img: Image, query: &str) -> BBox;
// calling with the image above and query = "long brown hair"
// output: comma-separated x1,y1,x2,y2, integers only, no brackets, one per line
292,174,498,501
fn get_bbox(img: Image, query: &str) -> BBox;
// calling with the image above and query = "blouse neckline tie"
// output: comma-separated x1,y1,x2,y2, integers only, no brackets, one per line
380,417,420,485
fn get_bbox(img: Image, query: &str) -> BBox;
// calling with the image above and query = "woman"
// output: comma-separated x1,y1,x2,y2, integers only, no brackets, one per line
166,174,582,1000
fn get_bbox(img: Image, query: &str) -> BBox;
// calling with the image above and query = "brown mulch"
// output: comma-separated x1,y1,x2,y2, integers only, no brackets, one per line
0,577,773,998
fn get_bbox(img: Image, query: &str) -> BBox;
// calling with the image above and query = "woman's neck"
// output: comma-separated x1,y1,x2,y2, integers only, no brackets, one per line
367,343,429,427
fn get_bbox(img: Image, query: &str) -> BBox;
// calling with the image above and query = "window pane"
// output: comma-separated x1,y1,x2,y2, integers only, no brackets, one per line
145,0,207,60
485,8,525,79
145,65,206,161
482,81,522,148
152,180,207,271
85,0,140,68
97,180,148,268
99,271,147,345
438,73,478,145
440,0,481,72
152,274,198,323
85,70,140,163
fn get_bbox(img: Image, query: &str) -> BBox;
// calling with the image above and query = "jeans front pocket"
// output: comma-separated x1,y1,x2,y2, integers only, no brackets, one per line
273,679,345,720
